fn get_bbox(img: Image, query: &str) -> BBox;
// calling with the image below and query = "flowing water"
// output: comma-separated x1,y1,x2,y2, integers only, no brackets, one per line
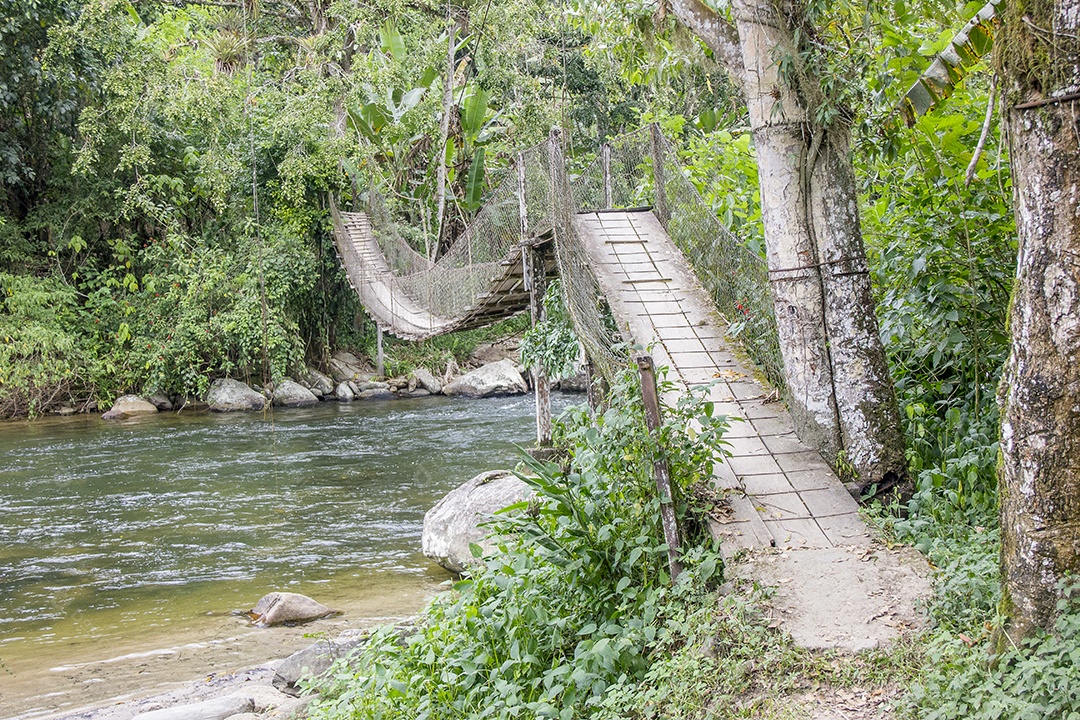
0,394,569,718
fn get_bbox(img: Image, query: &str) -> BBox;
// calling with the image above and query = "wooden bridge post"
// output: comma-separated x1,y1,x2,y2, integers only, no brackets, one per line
636,353,683,582
519,152,553,446
602,143,613,209
376,326,385,378
649,124,669,226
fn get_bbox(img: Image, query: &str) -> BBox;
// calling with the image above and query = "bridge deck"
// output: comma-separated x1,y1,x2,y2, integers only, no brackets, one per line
575,210,869,554
333,209,557,340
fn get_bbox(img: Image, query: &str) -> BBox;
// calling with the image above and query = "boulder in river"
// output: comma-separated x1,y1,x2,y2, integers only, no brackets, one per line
248,592,334,627
443,359,528,398
411,367,442,395
359,388,394,401
272,380,319,408
422,470,532,574
148,393,174,411
207,378,265,412
102,395,159,420
335,381,355,401
301,367,335,397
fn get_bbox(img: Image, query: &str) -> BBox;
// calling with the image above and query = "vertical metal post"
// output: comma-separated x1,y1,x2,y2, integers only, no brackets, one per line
636,353,683,582
376,326,385,378
521,152,552,446
650,123,669,226
601,143,613,210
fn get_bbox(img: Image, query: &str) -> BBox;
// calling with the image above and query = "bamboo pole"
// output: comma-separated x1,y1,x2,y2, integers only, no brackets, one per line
376,327,385,378
602,143,613,209
649,124,669,226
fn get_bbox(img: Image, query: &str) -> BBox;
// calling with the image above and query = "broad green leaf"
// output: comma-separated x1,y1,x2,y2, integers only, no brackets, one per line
379,21,405,60
461,88,490,138
463,147,486,210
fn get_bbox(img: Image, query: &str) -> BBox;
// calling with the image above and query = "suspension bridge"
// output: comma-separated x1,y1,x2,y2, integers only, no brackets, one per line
332,125,930,649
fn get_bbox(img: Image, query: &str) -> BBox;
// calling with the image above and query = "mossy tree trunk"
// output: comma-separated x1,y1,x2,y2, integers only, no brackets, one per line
997,0,1080,642
670,0,905,488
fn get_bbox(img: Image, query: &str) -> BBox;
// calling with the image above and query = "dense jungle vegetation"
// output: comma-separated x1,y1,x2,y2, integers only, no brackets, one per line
5,0,1078,715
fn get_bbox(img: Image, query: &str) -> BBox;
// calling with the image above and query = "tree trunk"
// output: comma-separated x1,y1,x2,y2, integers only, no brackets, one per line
729,0,904,485
809,129,906,487
997,0,1080,642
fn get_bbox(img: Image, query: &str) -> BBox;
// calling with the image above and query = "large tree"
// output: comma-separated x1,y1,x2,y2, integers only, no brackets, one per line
668,0,905,489
996,0,1080,642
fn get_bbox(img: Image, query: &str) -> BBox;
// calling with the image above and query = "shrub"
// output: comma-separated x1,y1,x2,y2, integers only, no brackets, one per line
304,368,728,720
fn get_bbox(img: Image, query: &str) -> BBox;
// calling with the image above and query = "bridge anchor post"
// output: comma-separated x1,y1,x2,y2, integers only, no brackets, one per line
527,245,553,447
519,151,552,447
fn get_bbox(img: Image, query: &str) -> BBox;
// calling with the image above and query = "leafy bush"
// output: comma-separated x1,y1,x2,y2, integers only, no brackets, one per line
304,368,728,720
0,273,90,417
900,581,1080,720
520,280,582,382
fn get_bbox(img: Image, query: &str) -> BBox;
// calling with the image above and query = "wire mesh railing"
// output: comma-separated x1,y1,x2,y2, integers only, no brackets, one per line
334,124,784,391
572,125,785,392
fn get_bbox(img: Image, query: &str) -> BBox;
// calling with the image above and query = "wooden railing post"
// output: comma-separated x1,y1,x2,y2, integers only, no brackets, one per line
521,151,552,446
636,353,683,582
602,143,613,209
649,123,669,226
376,326,385,377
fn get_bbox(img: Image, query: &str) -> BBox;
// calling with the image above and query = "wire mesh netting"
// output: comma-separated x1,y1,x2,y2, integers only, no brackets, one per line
332,124,784,391
573,126,785,392
546,134,632,381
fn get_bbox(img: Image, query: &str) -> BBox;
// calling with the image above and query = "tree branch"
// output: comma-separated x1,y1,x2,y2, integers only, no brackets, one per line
667,0,744,86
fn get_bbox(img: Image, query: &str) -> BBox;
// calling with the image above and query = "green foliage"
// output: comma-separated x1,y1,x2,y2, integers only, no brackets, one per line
900,580,1080,720
0,273,88,417
304,368,728,719
519,280,581,382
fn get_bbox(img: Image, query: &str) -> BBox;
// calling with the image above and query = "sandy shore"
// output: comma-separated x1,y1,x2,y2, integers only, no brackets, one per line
1,574,444,720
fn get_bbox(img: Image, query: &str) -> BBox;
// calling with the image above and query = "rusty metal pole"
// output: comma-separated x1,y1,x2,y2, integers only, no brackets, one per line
636,353,683,582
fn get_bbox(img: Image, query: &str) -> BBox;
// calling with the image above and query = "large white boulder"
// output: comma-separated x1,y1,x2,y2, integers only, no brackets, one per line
248,592,334,627
443,359,528,398
102,395,159,420
272,380,319,408
422,470,532,574
207,378,265,412
301,367,335,397
411,367,443,395
132,694,253,720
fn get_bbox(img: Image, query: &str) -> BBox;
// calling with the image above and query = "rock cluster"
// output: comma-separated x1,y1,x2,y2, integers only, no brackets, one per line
100,344,545,420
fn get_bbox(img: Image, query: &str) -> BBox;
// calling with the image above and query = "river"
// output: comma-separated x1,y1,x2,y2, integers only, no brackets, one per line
0,394,570,719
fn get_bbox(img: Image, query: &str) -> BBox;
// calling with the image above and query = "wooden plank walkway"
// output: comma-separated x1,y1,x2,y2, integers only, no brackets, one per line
575,210,868,555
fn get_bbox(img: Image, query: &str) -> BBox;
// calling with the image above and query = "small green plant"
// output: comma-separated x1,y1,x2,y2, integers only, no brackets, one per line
519,280,581,382
900,579,1080,720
